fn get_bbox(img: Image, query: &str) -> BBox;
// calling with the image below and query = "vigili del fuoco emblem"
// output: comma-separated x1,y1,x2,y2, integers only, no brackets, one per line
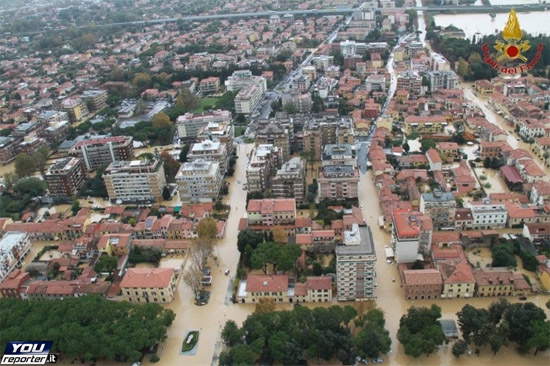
481,9,544,77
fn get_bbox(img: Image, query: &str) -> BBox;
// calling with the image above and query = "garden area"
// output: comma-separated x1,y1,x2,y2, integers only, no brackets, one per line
181,330,199,354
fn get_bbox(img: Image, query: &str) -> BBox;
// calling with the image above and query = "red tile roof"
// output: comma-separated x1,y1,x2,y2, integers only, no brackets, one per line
246,274,288,293
247,198,296,214
439,261,475,284
120,268,174,289
403,269,443,285
305,276,332,290
393,210,432,239
426,148,442,164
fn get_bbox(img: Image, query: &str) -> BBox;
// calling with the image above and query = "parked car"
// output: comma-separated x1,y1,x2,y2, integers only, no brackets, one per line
201,275,212,286
195,290,210,306
224,268,230,276
202,267,211,276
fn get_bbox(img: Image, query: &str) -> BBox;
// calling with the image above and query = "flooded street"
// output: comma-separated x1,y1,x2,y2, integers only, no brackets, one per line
145,143,255,366
463,84,550,176
0,161,15,176
357,171,550,366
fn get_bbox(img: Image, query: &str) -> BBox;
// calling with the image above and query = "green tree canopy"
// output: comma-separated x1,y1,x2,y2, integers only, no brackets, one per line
14,177,47,196
0,296,175,362
15,153,36,177
397,305,445,358
355,309,391,359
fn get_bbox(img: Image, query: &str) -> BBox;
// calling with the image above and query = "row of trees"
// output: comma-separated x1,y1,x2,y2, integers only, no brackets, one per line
0,296,175,363
455,300,550,356
182,217,219,297
220,306,391,365
398,301,550,359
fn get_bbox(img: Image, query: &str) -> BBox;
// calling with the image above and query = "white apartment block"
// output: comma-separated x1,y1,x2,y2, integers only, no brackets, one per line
225,70,267,92
103,159,166,203
0,232,31,282
336,224,377,301
469,203,508,230
235,83,265,115
187,139,228,175
176,159,222,203
176,110,232,140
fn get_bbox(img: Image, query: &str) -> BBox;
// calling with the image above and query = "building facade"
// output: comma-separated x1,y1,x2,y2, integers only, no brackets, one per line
176,159,222,203
45,157,86,199
336,224,376,301
246,198,296,226
469,203,508,229
121,268,177,304
246,144,279,194
187,139,229,175
272,157,306,203
103,159,166,203
392,210,433,264
0,232,31,282
69,135,134,171
419,191,457,229
176,110,232,140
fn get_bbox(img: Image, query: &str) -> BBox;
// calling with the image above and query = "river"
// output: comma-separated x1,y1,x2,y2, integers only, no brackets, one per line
433,0,549,40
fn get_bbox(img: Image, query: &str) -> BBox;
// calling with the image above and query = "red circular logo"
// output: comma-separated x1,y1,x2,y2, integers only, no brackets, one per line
506,45,519,58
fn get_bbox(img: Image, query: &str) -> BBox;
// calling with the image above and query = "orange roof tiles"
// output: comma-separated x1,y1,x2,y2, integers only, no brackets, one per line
120,268,174,289
247,198,296,214
403,269,443,286
246,274,288,293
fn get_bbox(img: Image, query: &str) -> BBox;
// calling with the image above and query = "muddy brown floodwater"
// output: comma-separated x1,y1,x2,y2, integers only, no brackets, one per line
358,172,550,366
143,143,257,366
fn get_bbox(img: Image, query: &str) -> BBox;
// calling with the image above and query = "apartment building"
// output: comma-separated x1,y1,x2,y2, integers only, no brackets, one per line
45,157,86,199
396,71,422,95
0,136,20,165
0,232,31,282
392,210,433,263
246,144,279,194
199,77,220,95
176,110,232,140
187,139,228,175
224,70,266,115
428,70,458,92
272,157,306,203
225,70,267,92
121,268,177,304
336,224,377,301
469,203,507,229
61,97,89,123
69,135,133,171
103,159,166,203
319,165,359,200
235,83,264,115
81,89,108,112
197,121,234,154
246,198,296,226
176,159,222,203
404,115,449,135
419,191,457,229
255,123,290,162
282,92,312,113
303,116,354,161
322,144,355,166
